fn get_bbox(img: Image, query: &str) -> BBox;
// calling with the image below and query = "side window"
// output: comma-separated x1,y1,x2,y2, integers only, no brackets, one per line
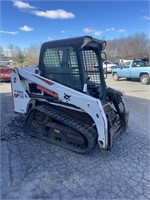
82,50,101,84
123,61,131,68
132,61,138,67
82,50,99,68
132,61,145,67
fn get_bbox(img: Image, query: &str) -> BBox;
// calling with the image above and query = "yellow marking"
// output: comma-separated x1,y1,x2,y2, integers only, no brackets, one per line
54,129,60,133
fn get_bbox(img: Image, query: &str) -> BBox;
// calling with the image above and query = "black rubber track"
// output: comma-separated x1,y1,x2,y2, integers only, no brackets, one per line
25,105,98,153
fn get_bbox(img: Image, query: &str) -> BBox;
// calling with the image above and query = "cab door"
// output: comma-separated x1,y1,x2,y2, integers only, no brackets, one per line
130,61,144,78
119,61,131,78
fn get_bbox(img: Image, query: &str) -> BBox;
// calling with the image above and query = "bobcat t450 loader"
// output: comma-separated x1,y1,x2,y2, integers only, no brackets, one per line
11,36,129,153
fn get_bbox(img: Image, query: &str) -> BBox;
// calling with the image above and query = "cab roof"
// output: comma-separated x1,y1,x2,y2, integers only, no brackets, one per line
41,36,106,51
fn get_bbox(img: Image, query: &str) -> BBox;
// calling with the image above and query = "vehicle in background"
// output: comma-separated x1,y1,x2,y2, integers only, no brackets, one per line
112,61,120,67
0,60,13,82
112,58,150,85
119,57,149,66
103,61,118,73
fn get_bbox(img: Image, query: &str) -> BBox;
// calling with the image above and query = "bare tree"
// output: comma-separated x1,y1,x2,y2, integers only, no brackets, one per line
106,32,150,61
23,44,40,66
2,32,150,65
0,45,4,57
6,43,40,66
7,44,17,58
6,44,23,65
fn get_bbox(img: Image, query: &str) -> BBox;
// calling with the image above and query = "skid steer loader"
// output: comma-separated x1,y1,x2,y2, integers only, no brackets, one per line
11,36,129,153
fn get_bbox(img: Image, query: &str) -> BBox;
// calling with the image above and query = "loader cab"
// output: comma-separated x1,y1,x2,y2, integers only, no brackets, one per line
39,36,107,100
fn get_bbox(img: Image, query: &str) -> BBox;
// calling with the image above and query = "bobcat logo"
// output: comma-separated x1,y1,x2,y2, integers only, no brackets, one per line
64,93,71,101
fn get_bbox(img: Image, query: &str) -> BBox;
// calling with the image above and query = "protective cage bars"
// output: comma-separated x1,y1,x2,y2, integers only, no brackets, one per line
43,47,82,91
82,50,101,85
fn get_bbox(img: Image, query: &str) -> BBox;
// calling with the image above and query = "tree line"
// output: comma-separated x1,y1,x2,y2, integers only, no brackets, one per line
106,32,150,61
0,43,41,66
0,32,150,66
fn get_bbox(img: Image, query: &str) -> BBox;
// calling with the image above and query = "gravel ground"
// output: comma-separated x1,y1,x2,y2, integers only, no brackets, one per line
1,76,150,200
